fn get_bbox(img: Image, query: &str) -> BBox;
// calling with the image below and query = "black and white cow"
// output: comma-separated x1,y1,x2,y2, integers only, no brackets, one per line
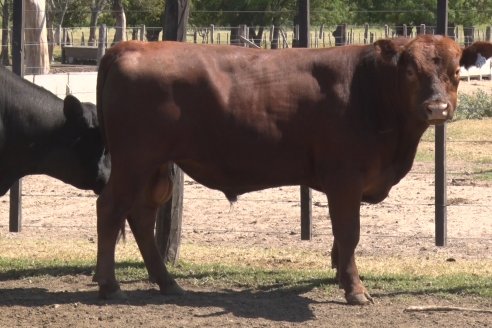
0,65,109,195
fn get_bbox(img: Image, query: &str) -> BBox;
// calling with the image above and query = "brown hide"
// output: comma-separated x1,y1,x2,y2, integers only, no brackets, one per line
95,35,492,304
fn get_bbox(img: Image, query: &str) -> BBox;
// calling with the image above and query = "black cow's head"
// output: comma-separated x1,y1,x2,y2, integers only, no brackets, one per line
0,94,110,196
52,95,111,194
374,35,492,125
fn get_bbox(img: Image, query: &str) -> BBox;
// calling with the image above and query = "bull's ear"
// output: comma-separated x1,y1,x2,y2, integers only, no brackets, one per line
460,41,492,68
374,39,403,65
63,94,98,128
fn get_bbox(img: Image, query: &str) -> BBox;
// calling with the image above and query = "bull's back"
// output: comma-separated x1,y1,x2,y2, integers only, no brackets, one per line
98,41,369,192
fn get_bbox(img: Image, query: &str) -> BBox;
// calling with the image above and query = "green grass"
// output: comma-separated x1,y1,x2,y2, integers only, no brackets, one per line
415,119,492,177
1,248,490,299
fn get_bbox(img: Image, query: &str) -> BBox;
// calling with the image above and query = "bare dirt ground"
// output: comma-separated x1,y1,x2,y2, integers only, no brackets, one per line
0,79,490,327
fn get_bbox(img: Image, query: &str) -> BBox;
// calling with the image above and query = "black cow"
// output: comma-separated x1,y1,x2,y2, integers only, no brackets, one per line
0,65,109,196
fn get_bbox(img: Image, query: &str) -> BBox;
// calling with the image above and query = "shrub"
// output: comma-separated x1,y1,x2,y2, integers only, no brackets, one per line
454,89,492,120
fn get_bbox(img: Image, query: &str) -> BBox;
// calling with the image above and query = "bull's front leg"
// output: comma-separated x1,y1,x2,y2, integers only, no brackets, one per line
326,179,373,305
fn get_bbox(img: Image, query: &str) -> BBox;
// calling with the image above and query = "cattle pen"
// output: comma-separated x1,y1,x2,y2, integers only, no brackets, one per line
0,66,490,326
1,2,492,324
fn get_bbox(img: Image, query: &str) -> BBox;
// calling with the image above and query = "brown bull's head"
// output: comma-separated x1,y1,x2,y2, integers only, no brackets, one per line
375,35,492,125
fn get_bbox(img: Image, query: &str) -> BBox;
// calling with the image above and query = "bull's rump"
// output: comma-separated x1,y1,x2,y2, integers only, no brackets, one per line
98,41,365,194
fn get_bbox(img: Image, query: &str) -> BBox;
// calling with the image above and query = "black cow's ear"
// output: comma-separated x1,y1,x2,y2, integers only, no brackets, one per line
460,41,492,68
374,39,403,65
63,94,98,128
63,94,83,119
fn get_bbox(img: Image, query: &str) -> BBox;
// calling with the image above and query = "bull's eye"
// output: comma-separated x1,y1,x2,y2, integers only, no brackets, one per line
406,66,416,79
455,68,460,77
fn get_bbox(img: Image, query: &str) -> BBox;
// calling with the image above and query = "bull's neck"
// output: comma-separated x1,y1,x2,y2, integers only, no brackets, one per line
350,54,430,183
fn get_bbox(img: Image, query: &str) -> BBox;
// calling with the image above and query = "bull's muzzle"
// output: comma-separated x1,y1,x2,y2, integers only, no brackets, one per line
426,101,451,124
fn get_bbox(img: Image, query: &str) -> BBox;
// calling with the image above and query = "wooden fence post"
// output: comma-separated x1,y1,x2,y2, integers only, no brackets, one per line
156,164,183,265
210,24,214,44
486,26,492,42
419,24,426,35
363,23,369,44
297,0,312,240
140,25,146,41
238,24,248,46
10,0,24,233
333,24,346,46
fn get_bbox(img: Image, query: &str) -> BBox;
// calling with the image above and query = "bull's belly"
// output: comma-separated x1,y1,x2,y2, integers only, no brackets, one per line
177,159,309,201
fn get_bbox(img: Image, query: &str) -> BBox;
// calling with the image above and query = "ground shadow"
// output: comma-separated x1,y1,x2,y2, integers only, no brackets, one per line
0,264,487,322
0,284,336,323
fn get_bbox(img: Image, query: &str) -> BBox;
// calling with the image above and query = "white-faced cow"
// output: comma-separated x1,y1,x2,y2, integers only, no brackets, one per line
0,65,110,196
95,35,492,304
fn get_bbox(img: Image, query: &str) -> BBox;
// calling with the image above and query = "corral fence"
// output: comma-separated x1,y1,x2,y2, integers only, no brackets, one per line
4,22,492,65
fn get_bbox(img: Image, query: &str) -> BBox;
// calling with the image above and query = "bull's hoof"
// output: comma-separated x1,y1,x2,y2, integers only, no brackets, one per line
346,292,374,305
98,284,127,300
160,280,185,296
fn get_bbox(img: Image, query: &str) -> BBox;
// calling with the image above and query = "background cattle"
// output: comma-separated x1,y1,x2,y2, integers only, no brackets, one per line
0,65,110,196
95,35,492,305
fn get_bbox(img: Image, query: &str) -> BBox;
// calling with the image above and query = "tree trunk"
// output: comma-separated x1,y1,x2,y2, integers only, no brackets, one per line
1,0,10,66
111,0,126,46
25,0,49,74
156,0,190,264
88,0,105,46
271,26,279,49
162,0,189,42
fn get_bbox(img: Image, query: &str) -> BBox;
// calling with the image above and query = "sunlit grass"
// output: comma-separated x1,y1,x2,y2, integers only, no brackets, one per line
0,241,490,298
415,119,492,180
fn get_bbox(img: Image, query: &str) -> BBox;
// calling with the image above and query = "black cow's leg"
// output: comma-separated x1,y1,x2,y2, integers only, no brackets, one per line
326,178,373,305
95,184,127,299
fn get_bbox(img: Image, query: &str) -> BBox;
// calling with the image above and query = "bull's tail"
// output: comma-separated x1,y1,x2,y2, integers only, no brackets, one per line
96,50,118,153
96,49,127,240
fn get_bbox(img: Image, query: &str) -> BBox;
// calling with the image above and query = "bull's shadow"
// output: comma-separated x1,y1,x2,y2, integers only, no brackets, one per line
1,263,484,322
0,286,328,322
0,263,337,323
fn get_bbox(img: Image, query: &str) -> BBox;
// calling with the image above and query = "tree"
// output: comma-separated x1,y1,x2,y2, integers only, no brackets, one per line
111,0,126,44
190,0,353,47
25,0,50,74
351,0,436,26
125,0,165,41
450,0,492,44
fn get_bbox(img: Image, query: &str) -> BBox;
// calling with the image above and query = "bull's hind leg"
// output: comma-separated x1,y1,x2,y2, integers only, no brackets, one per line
127,164,184,295
95,182,129,299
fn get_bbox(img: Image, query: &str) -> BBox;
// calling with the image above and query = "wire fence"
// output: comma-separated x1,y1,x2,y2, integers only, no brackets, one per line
0,168,490,246
2,22,492,68
1,6,491,250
